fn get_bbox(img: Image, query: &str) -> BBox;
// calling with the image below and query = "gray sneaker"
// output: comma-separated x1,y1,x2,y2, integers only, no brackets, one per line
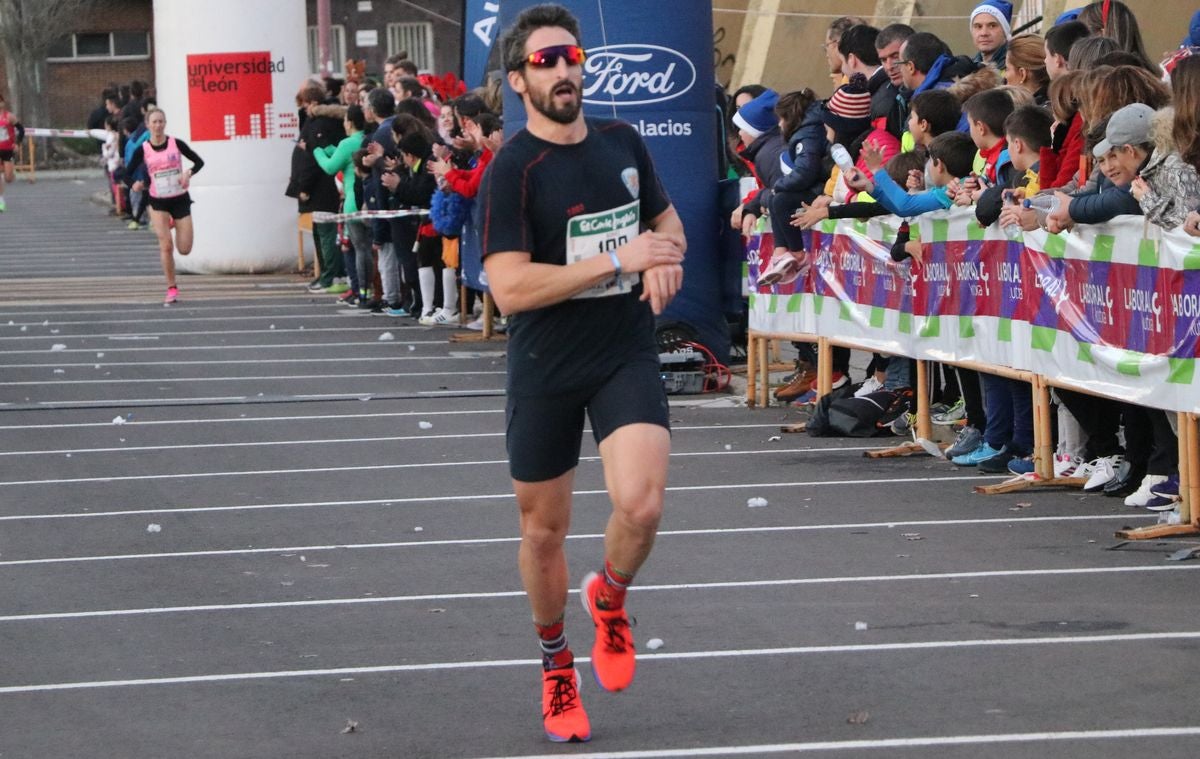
932,398,966,425
944,425,983,459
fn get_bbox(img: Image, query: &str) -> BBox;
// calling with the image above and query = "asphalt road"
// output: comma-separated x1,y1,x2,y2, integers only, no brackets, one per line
1,180,1199,759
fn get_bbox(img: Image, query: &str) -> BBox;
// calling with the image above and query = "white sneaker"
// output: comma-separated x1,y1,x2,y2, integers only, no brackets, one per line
1082,455,1121,492
432,309,460,326
418,310,439,326
1053,454,1084,478
465,316,485,331
854,376,885,398
1124,474,1169,508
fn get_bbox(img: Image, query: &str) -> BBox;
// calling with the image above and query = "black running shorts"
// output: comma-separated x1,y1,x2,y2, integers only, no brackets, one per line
148,193,192,219
505,357,670,483
0,150,13,162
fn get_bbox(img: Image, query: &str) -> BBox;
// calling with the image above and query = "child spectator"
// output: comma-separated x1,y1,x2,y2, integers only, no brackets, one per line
955,88,1017,206
1040,71,1085,189
824,74,897,203
730,89,784,236
761,88,826,282
906,90,961,150
979,105,1053,227
844,131,976,217
1043,20,1089,80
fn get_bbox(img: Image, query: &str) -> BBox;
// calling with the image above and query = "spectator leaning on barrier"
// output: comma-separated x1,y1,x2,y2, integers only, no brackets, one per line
872,23,915,142
1130,106,1200,230
730,89,784,237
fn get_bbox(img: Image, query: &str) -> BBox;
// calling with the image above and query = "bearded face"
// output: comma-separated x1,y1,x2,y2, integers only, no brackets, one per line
525,75,582,125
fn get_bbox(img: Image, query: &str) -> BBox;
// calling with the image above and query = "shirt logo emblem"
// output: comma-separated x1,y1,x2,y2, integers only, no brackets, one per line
621,167,639,199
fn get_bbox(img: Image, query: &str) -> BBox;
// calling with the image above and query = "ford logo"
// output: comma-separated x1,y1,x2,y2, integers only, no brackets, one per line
582,44,696,106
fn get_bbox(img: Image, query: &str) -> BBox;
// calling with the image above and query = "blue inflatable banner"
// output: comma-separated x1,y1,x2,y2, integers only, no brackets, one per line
495,0,727,359
463,0,503,89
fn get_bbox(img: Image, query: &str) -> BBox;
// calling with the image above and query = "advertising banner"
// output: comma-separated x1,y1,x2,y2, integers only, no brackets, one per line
153,0,306,273
496,0,726,358
463,0,502,88
748,209,1200,414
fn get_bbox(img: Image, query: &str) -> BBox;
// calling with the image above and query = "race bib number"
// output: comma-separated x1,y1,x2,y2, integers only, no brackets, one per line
153,167,183,197
566,200,640,299
0,126,9,144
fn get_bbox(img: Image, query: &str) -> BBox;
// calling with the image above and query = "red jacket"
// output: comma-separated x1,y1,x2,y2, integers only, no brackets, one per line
1039,112,1084,190
444,148,494,200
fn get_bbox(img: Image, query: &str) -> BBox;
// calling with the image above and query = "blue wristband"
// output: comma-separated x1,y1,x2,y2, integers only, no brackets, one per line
608,250,622,278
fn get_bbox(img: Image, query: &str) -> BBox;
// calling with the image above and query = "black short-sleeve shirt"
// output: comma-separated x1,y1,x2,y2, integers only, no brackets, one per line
481,117,672,396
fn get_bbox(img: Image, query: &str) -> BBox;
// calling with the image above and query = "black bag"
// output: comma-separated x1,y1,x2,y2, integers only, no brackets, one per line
827,390,897,437
805,382,855,437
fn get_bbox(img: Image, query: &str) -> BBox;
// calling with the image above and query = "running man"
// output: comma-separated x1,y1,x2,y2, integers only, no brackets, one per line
0,92,25,212
128,109,204,305
480,3,686,744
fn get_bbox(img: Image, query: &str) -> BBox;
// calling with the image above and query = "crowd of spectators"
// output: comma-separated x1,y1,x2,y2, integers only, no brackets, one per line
286,53,503,330
86,79,159,228
727,1,1200,515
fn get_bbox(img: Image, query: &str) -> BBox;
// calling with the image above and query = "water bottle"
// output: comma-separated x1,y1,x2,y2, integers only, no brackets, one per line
1001,190,1023,239
1024,195,1060,213
1024,195,1060,226
830,143,855,174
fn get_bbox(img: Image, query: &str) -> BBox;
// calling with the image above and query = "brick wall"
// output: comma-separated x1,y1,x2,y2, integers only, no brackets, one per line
46,0,154,128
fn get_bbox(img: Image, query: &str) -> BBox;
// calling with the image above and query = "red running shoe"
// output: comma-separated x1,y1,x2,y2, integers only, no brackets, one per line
580,571,636,692
542,666,590,743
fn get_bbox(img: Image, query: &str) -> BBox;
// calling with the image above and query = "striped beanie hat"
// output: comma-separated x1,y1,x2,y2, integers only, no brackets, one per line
822,74,872,136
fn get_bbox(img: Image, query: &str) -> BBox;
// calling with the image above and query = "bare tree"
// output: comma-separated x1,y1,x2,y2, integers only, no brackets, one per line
0,0,108,128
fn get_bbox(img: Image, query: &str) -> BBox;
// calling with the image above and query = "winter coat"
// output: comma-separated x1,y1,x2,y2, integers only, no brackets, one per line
1039,112,1085,190
773,101,829,202
1136,108,1200,230
286,103,347,214
739,127,786,217
1068,169,1144,225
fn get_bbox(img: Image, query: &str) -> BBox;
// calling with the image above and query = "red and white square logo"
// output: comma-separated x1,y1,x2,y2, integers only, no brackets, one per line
187,52,281,141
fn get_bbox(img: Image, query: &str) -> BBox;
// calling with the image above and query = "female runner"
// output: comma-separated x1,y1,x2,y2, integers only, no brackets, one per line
128,108,204,304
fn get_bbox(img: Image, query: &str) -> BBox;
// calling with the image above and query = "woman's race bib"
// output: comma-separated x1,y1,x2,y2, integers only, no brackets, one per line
153,167,183,197
0,126,10,144
566,199,641,299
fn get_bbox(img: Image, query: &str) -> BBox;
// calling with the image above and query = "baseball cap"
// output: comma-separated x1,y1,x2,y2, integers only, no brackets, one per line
1093,103,1156,158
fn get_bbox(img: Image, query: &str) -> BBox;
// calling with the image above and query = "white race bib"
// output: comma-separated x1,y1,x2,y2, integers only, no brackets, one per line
566,200,641,299
153,167,183,197
0,126,9,143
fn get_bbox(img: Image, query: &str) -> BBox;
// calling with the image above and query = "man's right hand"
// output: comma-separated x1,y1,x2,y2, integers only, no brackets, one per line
619,231,684,274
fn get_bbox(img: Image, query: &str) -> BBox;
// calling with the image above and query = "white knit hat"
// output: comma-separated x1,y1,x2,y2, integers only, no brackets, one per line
971,1,1013,40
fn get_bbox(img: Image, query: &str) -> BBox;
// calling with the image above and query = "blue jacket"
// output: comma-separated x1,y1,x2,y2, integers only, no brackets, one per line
871,169,953,217
123,125,150,182
1068,172,1143,225
739,127,786,217
772,101,828,202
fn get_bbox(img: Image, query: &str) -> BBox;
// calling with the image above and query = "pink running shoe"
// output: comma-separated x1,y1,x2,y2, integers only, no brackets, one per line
164,286,179,305
580,571,636,692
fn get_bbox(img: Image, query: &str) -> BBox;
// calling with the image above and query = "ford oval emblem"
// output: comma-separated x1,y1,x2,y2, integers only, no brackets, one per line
582,44,697,107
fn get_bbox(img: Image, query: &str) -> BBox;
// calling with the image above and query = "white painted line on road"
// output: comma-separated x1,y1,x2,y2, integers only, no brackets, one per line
0,340,447,356
0,408,504,430
0,460,987,488
0,425,809,456
3,631,1200,694
1,564,1190,623
28,390,508,407
0,369,506,386
462,727,1200,758
6,312,369,327
0,508,1135,567
0,299,331,319
6,354,494,369
0,325,426,342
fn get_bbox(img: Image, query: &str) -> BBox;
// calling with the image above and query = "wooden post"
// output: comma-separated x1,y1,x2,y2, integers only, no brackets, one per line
482,292,494,340
758,334,770,408
1032,375,1055,481
816,337,832,399
746,332,758,407
915,359,932,441
1186,413,1199,526
459,283,469,325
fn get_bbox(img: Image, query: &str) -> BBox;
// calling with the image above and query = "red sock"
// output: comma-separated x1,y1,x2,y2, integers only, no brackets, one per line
595,560,633,610
535,617,571,670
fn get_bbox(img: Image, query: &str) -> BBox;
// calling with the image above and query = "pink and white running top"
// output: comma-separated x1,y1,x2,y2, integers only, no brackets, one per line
0,111,16,151
142,136,185,199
